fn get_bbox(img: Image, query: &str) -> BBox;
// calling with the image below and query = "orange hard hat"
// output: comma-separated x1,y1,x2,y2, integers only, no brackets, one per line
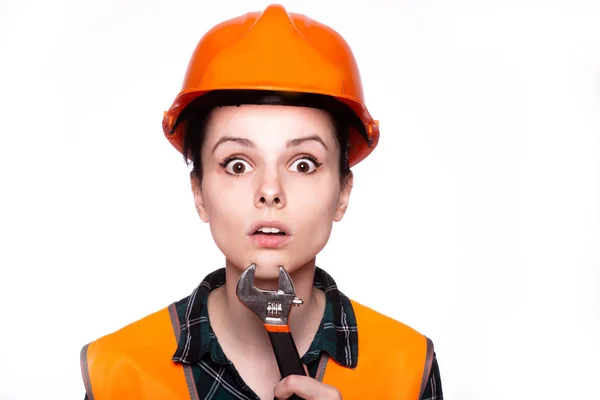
162,4,379,167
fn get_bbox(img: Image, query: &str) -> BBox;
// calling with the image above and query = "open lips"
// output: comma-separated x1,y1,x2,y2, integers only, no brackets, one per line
254,227,287,236
249,223,292,248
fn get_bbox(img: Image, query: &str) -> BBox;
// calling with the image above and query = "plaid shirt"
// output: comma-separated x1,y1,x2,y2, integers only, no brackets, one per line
84,267,443,399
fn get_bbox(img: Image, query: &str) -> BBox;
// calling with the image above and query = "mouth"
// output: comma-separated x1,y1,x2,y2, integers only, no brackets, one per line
248,221,291,248
252,227,287,236
248,221,291,236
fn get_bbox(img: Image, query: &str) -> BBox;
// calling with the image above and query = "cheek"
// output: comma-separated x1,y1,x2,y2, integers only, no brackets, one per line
288,176,340,215
202,177,250,229
287,177,340,240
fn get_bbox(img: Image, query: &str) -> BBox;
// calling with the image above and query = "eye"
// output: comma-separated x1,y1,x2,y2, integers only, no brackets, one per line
223,158,254,175
289,157,319,174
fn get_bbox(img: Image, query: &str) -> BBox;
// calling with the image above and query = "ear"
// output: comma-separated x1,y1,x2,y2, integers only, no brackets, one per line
334,171,353,222
190,172,210,223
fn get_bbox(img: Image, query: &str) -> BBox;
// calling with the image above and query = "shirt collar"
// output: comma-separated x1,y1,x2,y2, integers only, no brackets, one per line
171,267,358,369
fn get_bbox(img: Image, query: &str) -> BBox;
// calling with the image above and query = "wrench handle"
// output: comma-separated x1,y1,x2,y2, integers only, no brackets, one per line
266,325,306,400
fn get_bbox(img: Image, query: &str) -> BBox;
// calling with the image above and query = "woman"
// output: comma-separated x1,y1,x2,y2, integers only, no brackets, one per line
80,4,443,399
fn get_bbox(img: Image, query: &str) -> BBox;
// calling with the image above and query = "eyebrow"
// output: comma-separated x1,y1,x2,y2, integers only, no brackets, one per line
211,134,329,154
211,137,254,154
287,135,328,150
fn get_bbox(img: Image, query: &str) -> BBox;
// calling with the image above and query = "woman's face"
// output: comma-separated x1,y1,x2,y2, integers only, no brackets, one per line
191,104,353,279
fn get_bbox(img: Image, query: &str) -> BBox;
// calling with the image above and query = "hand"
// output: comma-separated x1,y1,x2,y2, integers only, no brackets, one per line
273,374,342,400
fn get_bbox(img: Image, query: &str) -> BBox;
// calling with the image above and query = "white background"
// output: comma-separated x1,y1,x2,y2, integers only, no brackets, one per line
1,0,599,399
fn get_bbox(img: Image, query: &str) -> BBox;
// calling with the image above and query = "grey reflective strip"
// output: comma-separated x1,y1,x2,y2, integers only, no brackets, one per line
419,336,435,398
183,361,200,400
168,303,200,400
315,353,330,382
80,344,95,400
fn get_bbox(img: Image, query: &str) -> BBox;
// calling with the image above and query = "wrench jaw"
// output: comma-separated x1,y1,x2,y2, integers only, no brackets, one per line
236,264,304,327
277,266,295,295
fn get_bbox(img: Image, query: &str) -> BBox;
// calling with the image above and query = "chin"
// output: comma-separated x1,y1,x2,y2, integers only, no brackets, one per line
251,262,283,280
229,251,315,279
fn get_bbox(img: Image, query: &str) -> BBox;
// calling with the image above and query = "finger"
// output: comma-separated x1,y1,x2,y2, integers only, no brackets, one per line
273,375,342,400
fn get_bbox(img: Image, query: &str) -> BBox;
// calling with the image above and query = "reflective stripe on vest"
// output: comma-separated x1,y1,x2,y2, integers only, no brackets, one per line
81,300,434,399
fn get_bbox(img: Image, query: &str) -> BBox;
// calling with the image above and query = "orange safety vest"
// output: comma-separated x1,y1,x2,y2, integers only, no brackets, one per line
81,299,434,400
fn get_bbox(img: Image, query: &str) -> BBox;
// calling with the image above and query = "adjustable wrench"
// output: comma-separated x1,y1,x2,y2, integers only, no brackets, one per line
236,264,306,400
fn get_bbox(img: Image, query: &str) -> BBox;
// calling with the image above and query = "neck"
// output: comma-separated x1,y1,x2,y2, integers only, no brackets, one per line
208,259,325,355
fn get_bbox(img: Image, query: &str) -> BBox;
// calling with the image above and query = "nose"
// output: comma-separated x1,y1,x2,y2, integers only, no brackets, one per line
255,172,286,209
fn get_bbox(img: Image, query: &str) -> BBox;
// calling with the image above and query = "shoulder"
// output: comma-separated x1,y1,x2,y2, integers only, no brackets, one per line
82,294,192,350
79,302,194,399
80,303,180,367
325,298,437,399
348,298,435,375
349,298,428,340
